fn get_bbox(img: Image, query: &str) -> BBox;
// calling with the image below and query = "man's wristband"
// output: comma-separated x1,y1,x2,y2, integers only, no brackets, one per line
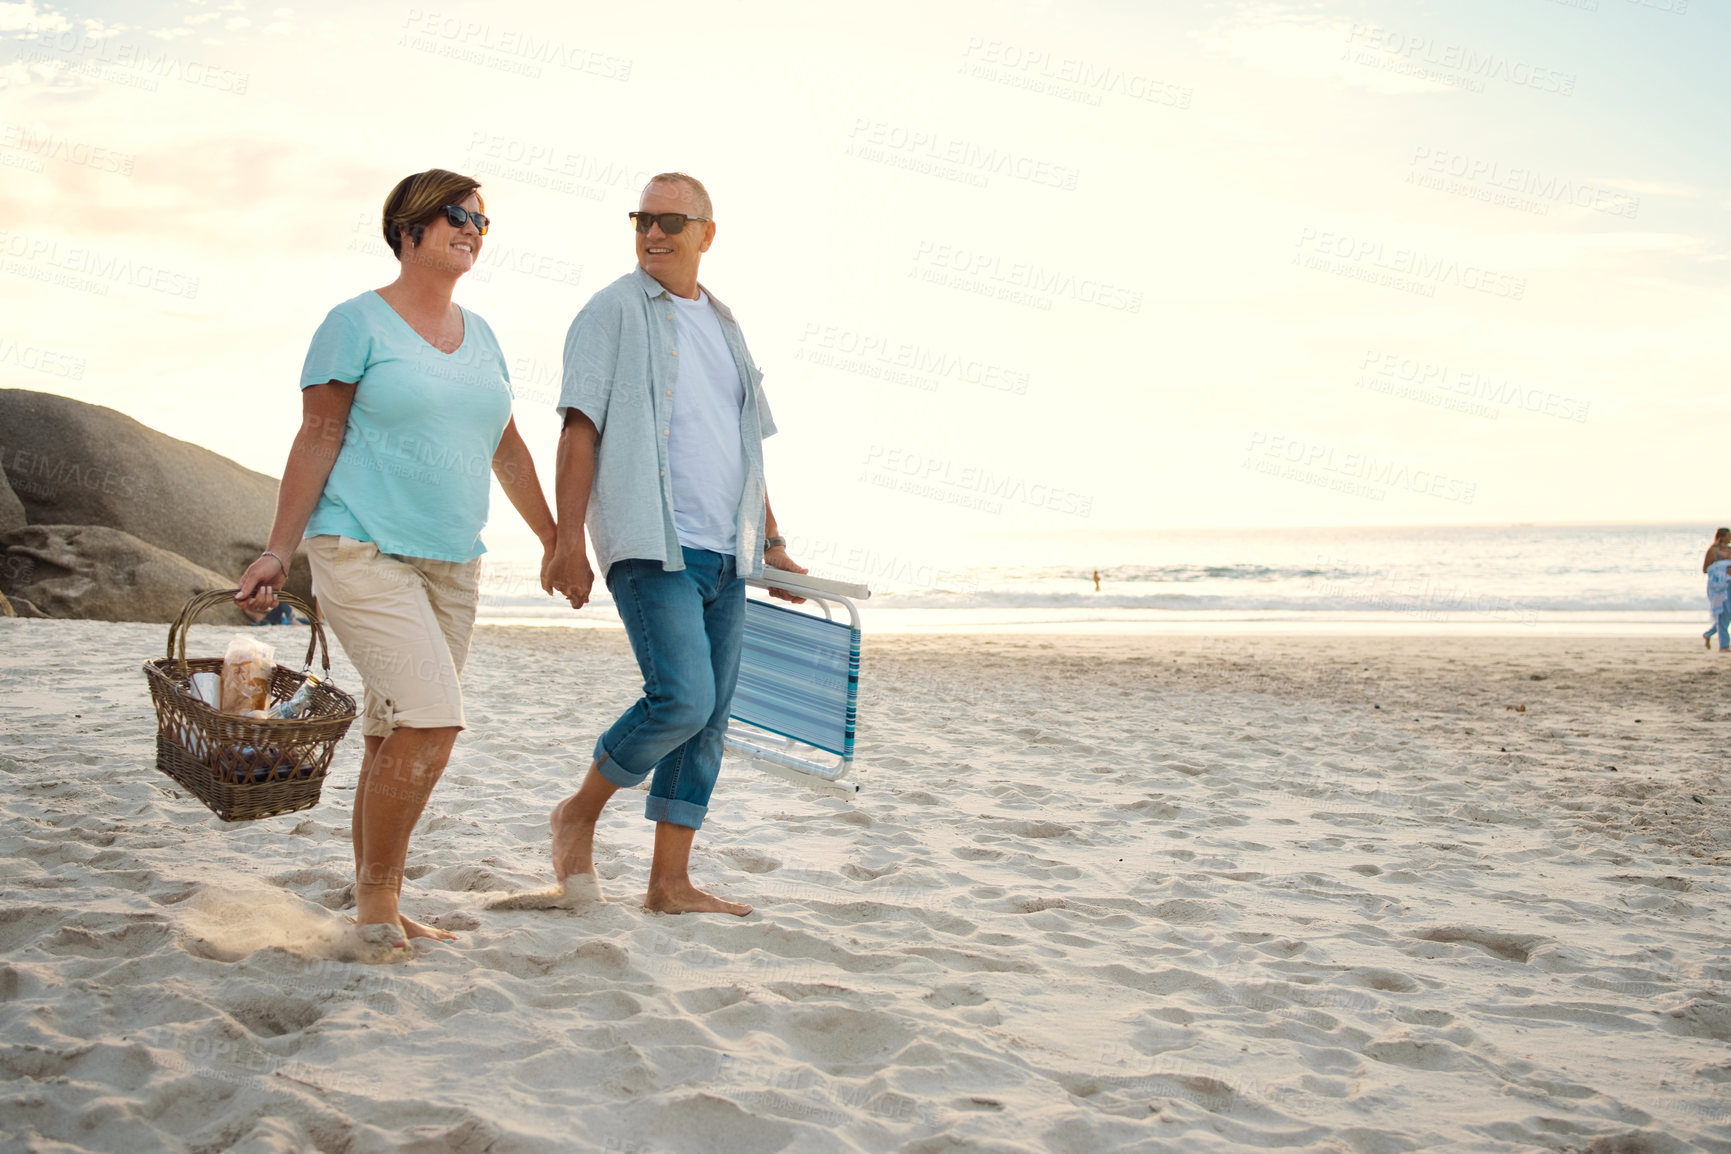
764,536,786,551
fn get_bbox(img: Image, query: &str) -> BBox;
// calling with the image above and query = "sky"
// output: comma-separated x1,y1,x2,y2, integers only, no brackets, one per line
1,0,1727,564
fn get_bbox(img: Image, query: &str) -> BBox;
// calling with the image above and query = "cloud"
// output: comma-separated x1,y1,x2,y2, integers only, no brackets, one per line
1581,177,1698,198
0,1,68,33
1466,229,1720,279
1193,4,1448,95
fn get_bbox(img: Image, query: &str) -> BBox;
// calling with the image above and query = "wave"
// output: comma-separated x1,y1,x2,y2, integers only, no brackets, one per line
1009,564,1339,583
869,591,1699,612
476,588,1704,615
472,524,1716,621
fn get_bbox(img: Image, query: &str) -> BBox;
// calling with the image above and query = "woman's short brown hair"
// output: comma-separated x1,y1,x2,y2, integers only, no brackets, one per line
382,169,484,260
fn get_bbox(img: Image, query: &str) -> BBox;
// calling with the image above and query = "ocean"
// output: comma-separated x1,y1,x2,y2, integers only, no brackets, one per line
471,523,1719,635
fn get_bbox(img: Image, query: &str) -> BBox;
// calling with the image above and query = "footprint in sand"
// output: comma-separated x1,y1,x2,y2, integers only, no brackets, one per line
484,875,606,911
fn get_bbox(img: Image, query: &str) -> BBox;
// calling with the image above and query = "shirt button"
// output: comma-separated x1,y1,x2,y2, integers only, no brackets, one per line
665,390,673,397
663,429,670,436
671,349,679,356
666,313,673,320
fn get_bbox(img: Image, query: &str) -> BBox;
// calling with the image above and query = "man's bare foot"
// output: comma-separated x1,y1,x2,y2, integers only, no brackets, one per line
486,874,606,910
644,879,751,916
550,794,598,881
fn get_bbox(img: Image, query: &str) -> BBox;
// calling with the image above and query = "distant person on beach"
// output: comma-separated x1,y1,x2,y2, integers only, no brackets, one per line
543,172,806,916
236,168,557,958
1092,569,1100,592
1704,528,1731,650
240,600,302,626
1703,528,1731,573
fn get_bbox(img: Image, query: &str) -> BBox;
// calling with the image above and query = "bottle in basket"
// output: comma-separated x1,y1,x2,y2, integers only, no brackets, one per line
267,673,323,720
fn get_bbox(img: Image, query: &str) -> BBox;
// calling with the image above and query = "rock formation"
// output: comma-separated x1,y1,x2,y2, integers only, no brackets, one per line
0,464,25,537
2,525,248,624
0,389,312,619
0,389,311,604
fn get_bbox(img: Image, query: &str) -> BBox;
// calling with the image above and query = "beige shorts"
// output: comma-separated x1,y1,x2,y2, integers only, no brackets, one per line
304,535,482,739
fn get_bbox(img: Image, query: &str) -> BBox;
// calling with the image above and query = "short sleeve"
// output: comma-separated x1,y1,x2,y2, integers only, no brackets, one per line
558,296,619,434
300,306,368,389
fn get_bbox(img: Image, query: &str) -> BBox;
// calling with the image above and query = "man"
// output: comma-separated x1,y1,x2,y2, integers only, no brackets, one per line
544,172,805,915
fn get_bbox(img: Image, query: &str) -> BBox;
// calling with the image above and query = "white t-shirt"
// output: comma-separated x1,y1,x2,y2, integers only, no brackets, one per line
667,291,746,554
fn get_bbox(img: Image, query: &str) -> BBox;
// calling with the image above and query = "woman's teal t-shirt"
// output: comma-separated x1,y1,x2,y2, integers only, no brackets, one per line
300,291,513,562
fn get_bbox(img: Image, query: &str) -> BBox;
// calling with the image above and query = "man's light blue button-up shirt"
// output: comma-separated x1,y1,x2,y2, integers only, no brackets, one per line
558,266,776,578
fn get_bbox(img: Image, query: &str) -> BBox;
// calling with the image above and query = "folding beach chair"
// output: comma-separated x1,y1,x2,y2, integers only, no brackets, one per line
724,569,871,795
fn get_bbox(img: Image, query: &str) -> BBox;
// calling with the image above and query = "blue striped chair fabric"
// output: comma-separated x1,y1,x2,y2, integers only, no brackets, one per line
730,598,859,758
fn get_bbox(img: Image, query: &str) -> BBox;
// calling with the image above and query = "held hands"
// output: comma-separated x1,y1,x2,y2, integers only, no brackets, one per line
545,534,595,610
547,537,802,607
764,545,808,604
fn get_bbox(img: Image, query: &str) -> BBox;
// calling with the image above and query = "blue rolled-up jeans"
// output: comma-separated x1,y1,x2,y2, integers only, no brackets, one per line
594,548,745,830
1713,601,1731,650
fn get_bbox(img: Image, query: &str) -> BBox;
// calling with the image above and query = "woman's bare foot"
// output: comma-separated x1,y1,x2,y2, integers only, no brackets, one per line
550,794,598,881
347,921,412,965
347,912,455,942
644,879,751,916
400,913,456,942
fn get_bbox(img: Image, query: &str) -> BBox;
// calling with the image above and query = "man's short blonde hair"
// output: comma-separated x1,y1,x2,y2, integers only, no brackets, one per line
382,168,484,259
643,171,712,218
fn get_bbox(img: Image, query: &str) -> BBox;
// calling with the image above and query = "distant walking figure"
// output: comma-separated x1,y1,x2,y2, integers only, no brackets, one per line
1703,528,1731,651
1092,569,1101,592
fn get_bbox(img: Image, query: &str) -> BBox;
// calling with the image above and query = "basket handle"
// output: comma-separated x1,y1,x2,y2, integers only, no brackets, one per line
167,589,330,679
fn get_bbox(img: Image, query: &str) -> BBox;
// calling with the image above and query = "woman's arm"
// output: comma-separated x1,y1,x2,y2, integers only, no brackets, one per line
235,381,356,610
491,416,558,593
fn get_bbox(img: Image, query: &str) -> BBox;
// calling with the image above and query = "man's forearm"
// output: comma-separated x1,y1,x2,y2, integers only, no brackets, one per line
763,486,781,541
554,413,599,542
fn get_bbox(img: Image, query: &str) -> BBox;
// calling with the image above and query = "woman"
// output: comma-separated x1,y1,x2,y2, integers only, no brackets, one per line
236,169,556,959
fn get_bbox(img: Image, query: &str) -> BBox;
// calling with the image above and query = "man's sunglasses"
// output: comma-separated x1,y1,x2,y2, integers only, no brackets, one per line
441,205,489,234
629,211,710,235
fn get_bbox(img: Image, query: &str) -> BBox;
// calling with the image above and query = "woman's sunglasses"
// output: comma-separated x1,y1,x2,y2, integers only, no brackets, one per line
441,205,489,234
629,211,710,235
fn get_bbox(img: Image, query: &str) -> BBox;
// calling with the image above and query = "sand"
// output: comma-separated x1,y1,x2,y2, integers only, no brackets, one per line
2,619,1729,1153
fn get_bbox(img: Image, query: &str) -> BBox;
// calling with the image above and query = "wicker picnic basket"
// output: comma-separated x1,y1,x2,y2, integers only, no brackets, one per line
143,589,357,822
